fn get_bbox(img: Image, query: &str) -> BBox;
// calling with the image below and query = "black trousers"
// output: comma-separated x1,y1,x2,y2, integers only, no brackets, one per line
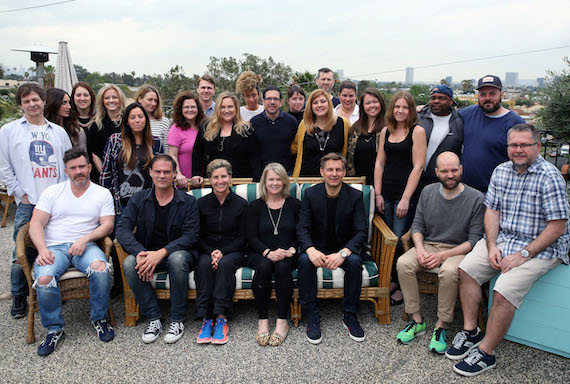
248,253,296,319
194,251,244,319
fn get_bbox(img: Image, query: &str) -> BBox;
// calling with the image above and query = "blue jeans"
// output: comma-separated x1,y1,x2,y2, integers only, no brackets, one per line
298,252,363,317
123,250,197,322
383,199,417,244
33,243,111,332
11,203,35,297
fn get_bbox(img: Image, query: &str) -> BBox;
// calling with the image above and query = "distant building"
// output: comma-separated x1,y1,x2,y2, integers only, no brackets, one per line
505,72,519,87
336,69,344,80
537,77,545,88
405,67,414,84
445,76,453,85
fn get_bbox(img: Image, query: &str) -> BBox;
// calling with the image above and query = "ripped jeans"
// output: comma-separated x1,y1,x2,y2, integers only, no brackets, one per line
33,243,111,333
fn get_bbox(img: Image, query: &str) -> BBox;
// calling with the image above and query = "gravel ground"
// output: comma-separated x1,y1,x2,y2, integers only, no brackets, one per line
0,201,568,384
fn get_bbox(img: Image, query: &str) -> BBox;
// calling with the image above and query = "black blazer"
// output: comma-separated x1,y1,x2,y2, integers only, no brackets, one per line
297,183,368,255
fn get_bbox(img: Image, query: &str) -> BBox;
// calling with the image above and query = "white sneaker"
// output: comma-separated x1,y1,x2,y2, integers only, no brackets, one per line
164,321,185,344
142,319,162,343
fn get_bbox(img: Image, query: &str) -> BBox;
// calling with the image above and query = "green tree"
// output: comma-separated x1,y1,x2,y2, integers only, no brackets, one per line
74,65,90,81
0,64,4,79
147,65,199,101
357,80,375,98
536,57,570,140
409,84,431,105
44,65,55,88
461,79,474,93
206,53,293,93
440,78,449,86
291,71,317,94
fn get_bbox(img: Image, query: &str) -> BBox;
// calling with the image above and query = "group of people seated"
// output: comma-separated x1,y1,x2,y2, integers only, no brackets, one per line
0,70,568,378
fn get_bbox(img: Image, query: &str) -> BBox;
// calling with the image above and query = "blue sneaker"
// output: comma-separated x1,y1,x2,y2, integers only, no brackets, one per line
197,319,213,344
38,330,65,356
342,313,365,342
306,316,322,345
446,328,484,360
211,318,229,345
453,347,496,376
92,319,115,342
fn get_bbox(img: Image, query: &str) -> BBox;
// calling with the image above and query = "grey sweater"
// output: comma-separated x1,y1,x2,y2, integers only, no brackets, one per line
411,183,484,248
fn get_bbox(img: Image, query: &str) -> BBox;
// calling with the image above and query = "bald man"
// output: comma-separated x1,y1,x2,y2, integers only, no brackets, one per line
395,152,485,354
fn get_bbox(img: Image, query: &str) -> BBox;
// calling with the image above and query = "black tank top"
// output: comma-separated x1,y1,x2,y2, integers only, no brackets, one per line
382,125,416,200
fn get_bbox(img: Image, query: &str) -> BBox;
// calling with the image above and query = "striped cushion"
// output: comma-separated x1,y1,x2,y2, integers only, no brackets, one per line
188,184,298,203
148,260,378,290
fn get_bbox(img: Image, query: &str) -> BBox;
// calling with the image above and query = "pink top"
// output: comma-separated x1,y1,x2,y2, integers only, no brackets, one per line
167,123,198,178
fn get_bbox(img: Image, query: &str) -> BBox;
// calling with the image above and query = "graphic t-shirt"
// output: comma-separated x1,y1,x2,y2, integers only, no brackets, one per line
29,124,59,198
117,146,152,207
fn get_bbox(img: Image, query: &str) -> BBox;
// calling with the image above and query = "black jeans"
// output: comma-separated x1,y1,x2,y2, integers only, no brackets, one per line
194,251,244,319
248,253,296,319
298,252,362,318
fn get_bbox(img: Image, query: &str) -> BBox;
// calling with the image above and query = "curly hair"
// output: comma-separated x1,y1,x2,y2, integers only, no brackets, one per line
235,71,263,95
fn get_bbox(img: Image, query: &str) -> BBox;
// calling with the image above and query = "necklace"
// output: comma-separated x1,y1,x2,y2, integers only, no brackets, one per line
363,134,374,143
217,136,226,152
267,203,284,235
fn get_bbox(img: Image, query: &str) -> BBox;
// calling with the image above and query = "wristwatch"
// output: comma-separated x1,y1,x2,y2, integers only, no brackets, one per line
288,247,297,255
340,250,348,259
521,249,531,260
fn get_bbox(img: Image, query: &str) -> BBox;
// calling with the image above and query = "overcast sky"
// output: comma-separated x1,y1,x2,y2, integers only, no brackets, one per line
1,0,570,83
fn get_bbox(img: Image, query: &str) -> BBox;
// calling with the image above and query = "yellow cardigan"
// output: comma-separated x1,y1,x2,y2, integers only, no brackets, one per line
290,116,350,177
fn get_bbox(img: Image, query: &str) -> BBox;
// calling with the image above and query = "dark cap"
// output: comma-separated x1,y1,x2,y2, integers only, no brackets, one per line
477,75,502,90
430,84,456,105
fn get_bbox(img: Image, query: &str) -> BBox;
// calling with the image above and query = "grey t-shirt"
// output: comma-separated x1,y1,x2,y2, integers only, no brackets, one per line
411,183,484,248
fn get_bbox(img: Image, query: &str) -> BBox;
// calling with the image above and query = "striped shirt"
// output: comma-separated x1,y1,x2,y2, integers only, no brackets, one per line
484,156,570,264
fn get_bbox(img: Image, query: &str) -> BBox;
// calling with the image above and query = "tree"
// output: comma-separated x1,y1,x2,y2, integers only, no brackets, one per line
44,65,55,88
74,65,90,81
409,84,431,105
440,78,449,86
461,79,474,93
206,53,293,93
290,71,318,96
536,57,570,140
147,65,199,101
0,64,4,79
357,80,375,97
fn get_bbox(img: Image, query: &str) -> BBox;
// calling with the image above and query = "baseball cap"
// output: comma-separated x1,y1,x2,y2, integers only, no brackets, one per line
430,84,456,105
476,75,502,90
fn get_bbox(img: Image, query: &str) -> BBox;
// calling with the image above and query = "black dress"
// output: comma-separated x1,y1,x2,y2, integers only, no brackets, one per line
247,197,301,319
300,117,345,176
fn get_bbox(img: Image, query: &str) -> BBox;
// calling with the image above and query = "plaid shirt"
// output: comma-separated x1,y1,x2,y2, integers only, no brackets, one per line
99,133,163,215
485,156,570,264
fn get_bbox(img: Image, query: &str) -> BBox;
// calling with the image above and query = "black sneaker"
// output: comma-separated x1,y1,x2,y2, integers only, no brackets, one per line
38,330,65,356
342,312,365,342
10,295,26,319
164,321,185,344
142,319,162,344
446,328,484,360
92,319,115,342
306,316,322,345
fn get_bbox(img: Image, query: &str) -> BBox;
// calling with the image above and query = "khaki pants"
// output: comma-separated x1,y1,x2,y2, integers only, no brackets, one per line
397,242,465,323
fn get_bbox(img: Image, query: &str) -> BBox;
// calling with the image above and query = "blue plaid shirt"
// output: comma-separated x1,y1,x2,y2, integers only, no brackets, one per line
484,156,570,264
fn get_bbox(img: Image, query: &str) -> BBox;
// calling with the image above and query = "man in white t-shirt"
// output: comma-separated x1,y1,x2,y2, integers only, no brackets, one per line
417,85,464,188
28,148,115,356
0,83,72,319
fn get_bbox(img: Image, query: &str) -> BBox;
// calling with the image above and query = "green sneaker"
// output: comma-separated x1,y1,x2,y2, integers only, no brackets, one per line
396,320,426,344
429,327,448,354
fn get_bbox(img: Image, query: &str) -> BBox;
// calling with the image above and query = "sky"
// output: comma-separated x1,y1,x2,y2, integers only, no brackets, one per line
1,0,570,84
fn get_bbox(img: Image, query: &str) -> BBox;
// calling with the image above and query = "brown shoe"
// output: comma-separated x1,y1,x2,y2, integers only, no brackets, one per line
256,332,270,346
269,331,287,346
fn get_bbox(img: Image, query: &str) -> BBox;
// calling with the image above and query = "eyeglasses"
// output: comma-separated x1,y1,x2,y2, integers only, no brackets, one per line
183,106,198,111
507,142,538,149
263,97,281,102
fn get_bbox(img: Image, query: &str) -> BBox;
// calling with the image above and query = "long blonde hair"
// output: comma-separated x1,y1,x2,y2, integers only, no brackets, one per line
134,84,164,120
93,84,127,130
303,89,336,135
204,92,252,141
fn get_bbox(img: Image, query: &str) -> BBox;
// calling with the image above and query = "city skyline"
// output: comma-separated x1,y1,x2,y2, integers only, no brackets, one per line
1,0,570,83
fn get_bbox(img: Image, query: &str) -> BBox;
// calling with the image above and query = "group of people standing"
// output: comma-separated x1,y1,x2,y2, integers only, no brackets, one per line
1,69,568,378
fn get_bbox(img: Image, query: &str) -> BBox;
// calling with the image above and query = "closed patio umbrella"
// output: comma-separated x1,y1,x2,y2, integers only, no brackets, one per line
54,41,78,94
